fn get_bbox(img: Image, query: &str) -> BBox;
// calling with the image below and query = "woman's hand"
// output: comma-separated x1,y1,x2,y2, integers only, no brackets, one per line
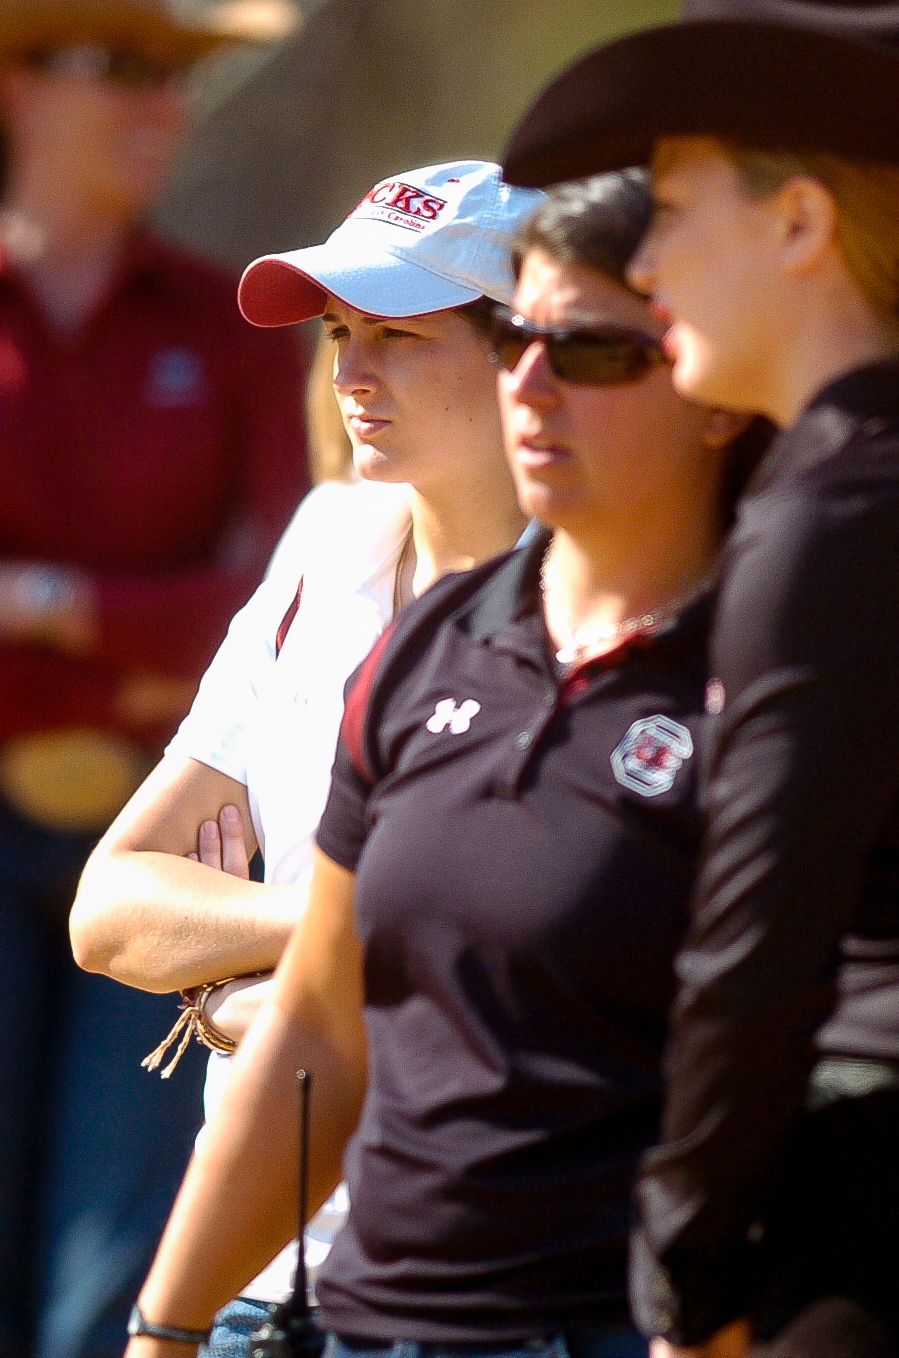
650,1318,752,1358
189,803,252,879
203,973,274,1043
187,804,268,1041
0,560,95,653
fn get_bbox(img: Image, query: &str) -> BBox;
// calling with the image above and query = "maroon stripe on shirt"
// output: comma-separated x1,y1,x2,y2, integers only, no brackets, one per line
275,577,304,656
339,621,399,782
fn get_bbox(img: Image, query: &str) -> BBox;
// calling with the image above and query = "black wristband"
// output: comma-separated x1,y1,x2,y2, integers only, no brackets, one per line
127,1303,212,1346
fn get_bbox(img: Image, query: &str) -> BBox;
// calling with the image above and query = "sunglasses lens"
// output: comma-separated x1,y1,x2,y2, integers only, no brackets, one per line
551,334,656,386
491,332,532,372
489,309,663,387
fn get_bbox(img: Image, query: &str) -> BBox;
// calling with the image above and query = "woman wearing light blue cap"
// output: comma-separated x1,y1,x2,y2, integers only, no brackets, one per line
73,159,541,1358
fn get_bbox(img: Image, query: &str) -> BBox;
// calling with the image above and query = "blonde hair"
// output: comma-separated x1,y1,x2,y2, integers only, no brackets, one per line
720,140,899,321
306,327,355,485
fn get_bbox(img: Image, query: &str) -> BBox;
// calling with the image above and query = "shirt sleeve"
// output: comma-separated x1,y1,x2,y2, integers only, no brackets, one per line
164,570,284,784
630,453,899,1343
166,486,327,782
314,707,375,873
92,325,308,679
315,618,400,871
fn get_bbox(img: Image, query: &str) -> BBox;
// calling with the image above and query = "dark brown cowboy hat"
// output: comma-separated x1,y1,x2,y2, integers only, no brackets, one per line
0,0,274,65
503,0,899,188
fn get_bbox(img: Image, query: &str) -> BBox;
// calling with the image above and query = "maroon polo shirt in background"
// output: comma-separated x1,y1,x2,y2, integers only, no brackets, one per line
0,229,308,747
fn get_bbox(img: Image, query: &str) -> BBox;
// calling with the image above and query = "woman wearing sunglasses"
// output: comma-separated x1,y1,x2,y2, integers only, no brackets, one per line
503,2,899,1356
121,171,768,1358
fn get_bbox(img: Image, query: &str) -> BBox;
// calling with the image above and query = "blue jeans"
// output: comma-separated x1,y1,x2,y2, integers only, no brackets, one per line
201,1298,277,1358
201,1310,647,1358
0,800,207,1358
324,1327,647,1358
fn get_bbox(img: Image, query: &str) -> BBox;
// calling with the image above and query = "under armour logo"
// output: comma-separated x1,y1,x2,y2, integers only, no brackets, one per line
426,698,481,735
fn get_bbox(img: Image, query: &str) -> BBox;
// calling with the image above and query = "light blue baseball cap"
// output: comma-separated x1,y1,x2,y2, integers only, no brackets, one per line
238,160,544,326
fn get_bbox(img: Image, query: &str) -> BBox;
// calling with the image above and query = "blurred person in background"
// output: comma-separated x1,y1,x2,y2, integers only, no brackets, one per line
71,161,540,1358
0,1,307,1355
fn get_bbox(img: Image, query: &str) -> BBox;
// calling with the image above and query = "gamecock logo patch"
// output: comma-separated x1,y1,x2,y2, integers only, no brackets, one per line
611,715,693,797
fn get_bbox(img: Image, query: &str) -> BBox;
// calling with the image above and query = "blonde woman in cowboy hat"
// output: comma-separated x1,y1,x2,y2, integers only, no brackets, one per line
504,3,899,1356
0,2,307,1356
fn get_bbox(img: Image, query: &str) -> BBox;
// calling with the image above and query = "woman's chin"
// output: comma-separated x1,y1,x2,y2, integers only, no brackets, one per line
514,483,578,528
671,350,731,409
353,448,407,484
666,329,751,410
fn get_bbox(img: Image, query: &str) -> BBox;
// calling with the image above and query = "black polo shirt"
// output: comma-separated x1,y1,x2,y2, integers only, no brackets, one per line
314,533,715,1342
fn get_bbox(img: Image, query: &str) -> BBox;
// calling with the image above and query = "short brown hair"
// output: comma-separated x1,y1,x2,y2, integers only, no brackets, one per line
511,169,652,287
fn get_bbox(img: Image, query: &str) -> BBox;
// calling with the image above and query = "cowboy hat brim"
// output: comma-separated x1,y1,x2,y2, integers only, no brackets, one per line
0,2,261,64
502,18,899,188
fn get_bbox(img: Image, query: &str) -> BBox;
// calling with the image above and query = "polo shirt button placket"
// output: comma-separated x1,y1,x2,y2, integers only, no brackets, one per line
510,684,557,771
487,680,558,798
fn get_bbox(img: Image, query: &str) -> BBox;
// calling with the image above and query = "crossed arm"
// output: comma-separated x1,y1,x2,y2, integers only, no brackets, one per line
70,752,299,995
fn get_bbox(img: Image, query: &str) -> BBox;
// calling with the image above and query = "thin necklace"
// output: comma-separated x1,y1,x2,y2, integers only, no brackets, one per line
540,546,714,665
392,527,415,615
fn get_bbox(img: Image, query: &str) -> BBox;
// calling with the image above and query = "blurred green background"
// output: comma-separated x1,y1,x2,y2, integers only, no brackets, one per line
158,0,677,271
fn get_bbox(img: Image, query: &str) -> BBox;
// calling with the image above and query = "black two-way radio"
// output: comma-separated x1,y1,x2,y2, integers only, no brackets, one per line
249,1069,327,1358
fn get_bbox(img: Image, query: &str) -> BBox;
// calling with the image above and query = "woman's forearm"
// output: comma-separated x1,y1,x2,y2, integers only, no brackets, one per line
126,852,365,1350
72,850,297,991
70,755,299,991
135,999,360,1334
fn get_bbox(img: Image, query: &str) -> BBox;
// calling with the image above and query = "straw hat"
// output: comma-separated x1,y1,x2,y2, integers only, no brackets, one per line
503,0,899,187
0,0,267,65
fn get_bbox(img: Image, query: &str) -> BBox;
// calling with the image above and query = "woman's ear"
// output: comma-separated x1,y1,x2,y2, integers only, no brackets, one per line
702,408,754,450
772,174,838,278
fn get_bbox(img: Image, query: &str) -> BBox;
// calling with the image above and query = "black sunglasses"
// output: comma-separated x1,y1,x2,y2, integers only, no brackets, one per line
27,44,188,91
488,305,668,387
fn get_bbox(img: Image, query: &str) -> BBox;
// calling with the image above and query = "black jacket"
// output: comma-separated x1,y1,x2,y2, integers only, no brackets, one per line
630,361,899,1344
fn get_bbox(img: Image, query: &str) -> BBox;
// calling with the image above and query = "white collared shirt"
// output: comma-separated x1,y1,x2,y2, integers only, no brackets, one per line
171,477,412,889
167,477,411,1302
